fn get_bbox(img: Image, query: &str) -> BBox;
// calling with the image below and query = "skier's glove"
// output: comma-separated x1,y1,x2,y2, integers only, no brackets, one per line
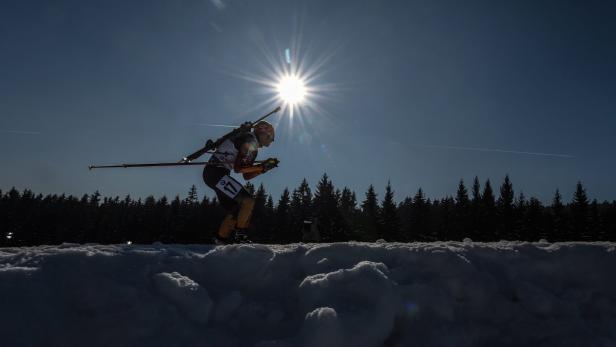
261,158,279,172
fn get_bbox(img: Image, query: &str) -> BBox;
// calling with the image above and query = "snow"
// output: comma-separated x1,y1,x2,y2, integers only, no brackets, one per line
1,242,615,347
153,272,212,324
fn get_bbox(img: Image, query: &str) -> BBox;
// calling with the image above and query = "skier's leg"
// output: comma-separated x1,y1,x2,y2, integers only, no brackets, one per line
213,191,242,243
208,177,241,242
236,195,255,229
217,214,237,239
204,170,254,242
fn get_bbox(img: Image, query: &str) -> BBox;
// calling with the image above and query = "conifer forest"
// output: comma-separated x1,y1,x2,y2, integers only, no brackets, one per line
2,174,615,246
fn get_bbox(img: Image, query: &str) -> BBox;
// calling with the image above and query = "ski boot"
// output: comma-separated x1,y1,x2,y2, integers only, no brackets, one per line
214,234,234,245
214,229,252,245
232,228,253,244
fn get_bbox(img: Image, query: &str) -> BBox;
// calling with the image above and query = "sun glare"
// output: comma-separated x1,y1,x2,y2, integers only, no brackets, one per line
277,75,306,105
222,39,337,128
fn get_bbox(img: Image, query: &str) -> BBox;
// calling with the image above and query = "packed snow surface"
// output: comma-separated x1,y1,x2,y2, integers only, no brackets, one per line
1,241,616,347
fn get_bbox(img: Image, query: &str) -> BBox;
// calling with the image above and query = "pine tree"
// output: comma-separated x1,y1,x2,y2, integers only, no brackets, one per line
266,195,274,212
339,187,358,239
471,177,481,204
378,181,399,241
525,197,544,241
20,189,38,244
143,195,157,243
291,178,313,236
252,184,268,241
83,191,101,242
360,185,379,241
549,189,566,241
156,196,171,243
90,190,101,207
572,181,589,240
470,177,481,240
600,201,616,241
313,173,343,242
410,188,430,241
589,199,600,241
438,197,456,240
199,195,218,241
513,191,527,241
454,179,470,240
275,188,294,243
497,175,515,240
185,185,199,205
482,180,495,207
168,195,183,242
455,180,470,207
262,195,275,242
480,180,496,241
398,197,412,242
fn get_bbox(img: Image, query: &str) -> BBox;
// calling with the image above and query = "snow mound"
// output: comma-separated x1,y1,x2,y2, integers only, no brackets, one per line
153,271,212,324
1,242,616,347
299,261,397,347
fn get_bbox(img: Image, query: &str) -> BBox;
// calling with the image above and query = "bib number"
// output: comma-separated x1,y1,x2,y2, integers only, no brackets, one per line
215,175,243,199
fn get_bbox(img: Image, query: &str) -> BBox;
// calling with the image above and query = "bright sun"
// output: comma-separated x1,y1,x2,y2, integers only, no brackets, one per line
277,75,306,105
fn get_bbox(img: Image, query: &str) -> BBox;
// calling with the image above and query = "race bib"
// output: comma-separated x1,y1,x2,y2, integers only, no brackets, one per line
215,175,243,199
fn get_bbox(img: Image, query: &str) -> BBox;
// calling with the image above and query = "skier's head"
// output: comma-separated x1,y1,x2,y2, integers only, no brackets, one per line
253,121,275,147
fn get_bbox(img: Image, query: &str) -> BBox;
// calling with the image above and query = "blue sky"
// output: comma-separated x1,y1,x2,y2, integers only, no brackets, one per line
1,0,615,204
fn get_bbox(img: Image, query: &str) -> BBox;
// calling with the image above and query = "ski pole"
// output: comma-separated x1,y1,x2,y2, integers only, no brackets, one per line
89,160,265,170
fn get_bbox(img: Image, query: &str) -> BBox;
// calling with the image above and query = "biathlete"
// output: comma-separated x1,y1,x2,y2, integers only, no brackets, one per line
203,121,279,244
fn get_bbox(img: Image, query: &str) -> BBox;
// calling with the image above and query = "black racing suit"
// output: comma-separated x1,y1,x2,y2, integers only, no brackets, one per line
203,132,259,211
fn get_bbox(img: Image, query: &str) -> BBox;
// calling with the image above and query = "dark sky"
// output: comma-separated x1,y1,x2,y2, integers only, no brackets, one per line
1,0,615,204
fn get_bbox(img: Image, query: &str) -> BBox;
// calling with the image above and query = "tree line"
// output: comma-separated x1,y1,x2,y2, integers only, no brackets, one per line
1,174,615,246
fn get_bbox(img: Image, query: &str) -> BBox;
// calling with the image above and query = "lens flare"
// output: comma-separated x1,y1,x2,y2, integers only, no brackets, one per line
277,75,306,105
216,28,341,142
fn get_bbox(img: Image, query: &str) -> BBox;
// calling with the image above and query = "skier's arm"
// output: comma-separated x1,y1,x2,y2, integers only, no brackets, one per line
237,158,279,180
239,165,265,180
240,158,279,180
233,142,257,173
233,139,278,180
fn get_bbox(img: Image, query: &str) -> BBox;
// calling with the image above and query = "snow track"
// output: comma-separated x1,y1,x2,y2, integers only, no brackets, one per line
1,242,615,347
